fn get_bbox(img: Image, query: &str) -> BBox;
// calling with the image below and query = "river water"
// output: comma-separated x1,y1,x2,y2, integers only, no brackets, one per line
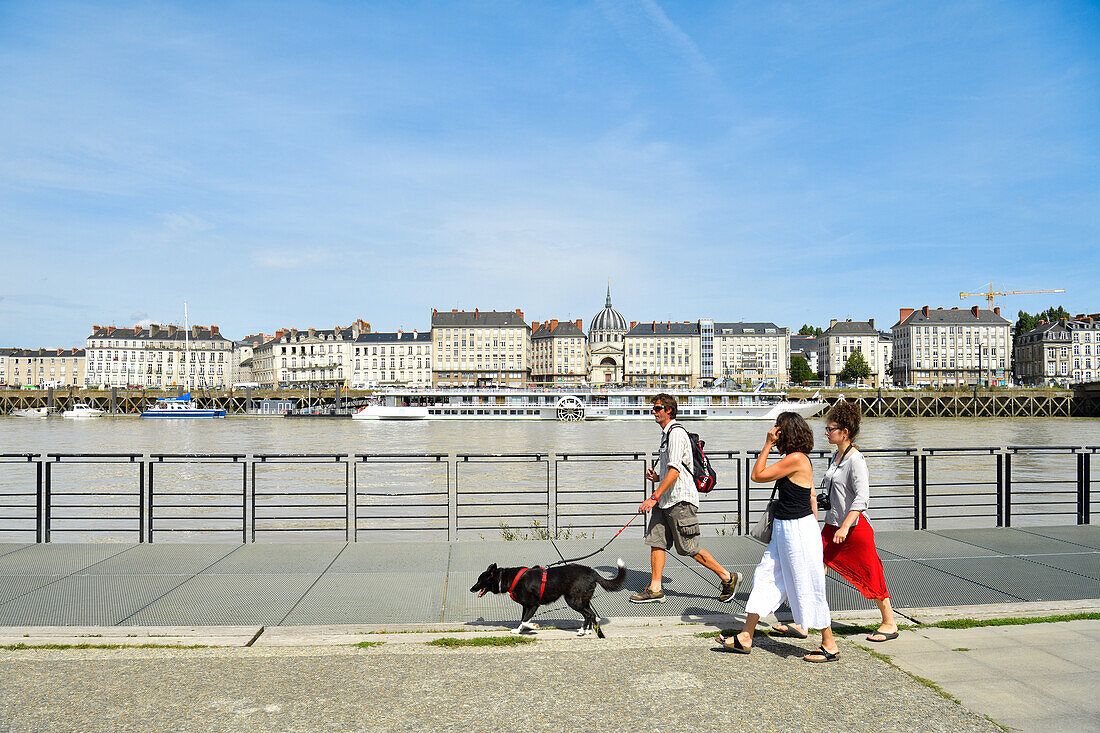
1,416,1096,542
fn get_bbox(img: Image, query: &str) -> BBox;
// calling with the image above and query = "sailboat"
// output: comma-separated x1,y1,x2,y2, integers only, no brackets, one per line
140,303,226,418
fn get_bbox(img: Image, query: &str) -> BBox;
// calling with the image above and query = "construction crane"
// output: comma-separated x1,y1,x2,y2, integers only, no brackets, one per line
960,283,1066,310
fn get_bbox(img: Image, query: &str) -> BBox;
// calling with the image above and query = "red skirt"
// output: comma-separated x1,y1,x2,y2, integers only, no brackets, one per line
822,520,890,600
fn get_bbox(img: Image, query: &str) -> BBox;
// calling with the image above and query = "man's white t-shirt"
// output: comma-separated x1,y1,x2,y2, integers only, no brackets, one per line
658,420,698,509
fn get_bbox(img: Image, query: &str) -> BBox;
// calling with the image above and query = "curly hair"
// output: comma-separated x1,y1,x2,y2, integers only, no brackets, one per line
826,400,861,441
774,412,814,455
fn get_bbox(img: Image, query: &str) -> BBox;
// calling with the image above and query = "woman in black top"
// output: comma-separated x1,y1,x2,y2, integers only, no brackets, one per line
717,412,837,662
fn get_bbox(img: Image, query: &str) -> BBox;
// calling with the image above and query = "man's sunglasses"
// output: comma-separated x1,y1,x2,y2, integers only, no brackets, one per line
651,405,667,413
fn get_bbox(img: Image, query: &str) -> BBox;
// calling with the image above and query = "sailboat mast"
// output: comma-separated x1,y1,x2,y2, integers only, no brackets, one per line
184,302,190,394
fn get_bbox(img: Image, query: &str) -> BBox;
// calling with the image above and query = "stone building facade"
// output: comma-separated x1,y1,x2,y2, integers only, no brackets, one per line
84,324,231,389
431,309,530,387
891,306,1012,387
531,319,587,386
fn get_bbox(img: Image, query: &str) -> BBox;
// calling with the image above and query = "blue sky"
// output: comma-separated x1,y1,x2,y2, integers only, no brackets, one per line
1,1,1097,346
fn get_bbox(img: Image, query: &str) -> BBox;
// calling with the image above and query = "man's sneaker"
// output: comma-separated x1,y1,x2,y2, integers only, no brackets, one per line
718,572,741,603
629,588,666,603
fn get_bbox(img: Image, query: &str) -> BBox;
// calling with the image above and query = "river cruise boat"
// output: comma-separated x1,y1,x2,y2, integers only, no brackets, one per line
141,393,226,419
352,388,825,421
62,403,105,418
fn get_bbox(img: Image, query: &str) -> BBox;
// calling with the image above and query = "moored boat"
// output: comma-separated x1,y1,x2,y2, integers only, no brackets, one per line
352,388,825,422
141,393,226,419
11,406,51,418
62,403,105,418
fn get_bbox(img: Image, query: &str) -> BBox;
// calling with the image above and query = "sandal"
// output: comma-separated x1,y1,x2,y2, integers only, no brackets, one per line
769,623,808,639
866,631,899,642
719,634,751,654
803,646,840,663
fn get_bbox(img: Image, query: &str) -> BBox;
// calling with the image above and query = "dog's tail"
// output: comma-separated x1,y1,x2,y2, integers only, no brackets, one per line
594,558,627,591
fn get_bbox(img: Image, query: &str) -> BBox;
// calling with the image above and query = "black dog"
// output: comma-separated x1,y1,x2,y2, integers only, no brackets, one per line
470,559,626,637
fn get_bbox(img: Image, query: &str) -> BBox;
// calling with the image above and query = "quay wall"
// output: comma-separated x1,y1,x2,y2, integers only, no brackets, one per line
1,387,1096,417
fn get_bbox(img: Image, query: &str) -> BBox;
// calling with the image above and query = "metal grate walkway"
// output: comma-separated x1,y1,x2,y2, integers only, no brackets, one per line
0,526,1096,626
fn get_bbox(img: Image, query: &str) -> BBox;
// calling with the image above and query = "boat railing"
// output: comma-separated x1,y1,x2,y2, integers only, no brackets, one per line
1,446,1094,543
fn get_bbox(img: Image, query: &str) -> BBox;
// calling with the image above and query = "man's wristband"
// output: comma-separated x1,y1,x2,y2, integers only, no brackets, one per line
649,494,659,501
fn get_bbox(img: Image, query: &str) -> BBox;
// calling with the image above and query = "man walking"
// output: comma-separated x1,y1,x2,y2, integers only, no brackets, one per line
630,393,740,603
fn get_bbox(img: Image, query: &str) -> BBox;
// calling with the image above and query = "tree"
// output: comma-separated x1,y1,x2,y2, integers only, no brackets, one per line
1014,306,1072,346
790,355,814,384
838,349,871,383
798,324,823,337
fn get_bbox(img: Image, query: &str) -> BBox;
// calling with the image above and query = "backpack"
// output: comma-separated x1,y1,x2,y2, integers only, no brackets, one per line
666,423,717,493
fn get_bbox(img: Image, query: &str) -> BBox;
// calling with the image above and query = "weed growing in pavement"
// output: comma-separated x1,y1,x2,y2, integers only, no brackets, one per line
354,641,385,648
831,623,915,636
926,612,1100,629
497,520,589,541
714,515,741,536
357,628,471,635
426,636,536,648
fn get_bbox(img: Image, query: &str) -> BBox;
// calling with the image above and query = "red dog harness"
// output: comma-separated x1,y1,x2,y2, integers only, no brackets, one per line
508,566,547,602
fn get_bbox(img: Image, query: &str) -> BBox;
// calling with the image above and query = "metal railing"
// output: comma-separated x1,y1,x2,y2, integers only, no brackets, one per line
0,447,1093,542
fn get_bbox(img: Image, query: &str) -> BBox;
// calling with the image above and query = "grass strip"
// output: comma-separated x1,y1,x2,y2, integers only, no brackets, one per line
924,612,1100,629
354,641,385,649
2,643,209,650
426,636,536,648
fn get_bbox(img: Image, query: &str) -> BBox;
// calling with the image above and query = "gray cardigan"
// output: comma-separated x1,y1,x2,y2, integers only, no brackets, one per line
822,448,870,527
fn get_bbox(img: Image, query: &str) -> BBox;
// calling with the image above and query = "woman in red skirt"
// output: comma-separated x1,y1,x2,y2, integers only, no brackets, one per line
813,401,897,647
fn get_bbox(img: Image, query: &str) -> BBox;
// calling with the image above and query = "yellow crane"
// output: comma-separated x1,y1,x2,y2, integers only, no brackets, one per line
960,283,1066,310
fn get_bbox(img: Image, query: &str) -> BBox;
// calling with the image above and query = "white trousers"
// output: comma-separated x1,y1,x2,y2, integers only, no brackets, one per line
745,514,831,630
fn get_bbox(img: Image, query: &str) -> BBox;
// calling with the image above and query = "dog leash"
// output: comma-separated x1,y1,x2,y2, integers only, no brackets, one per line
546,511,643,567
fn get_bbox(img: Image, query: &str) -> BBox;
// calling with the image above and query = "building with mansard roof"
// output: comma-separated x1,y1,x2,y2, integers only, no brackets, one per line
84,323,230,389
531,318,587,386
430,309,530,387
891,306,1012,388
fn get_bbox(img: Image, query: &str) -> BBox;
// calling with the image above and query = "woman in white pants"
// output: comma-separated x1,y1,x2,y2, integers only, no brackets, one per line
718,412,837,662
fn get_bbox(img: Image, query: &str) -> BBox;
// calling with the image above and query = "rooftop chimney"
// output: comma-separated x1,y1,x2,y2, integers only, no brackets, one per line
630,321,638,330
531,321,540,332
474,308,479,319
994,307,1001,317
869,318,875,329
550,319,558,332
899,308,914,323
830,319,838,328
921,306,930,318
515,308,524,322
575,319,582,330
971,306,979,318
211,325,220,336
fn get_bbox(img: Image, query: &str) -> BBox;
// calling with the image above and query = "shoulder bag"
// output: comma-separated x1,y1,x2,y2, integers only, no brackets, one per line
817,445,853,512
749,484,779,544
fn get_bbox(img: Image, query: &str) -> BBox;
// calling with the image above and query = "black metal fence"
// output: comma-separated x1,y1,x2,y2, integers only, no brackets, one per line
0,446,1095,542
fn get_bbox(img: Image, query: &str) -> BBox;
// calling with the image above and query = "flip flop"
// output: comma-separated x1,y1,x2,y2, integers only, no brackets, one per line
866,631,900,642
769,624,809,639
803,646,840,663
719,634,751,655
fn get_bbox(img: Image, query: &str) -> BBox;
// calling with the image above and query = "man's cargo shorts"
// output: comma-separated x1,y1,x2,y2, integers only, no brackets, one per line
644,501,701,556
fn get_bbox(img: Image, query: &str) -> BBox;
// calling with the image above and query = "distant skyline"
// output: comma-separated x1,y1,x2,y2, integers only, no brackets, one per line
2,1,1098,346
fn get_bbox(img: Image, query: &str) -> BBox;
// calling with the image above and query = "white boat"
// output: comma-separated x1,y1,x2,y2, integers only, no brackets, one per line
141,393,226,419
352,405,431,420
11,406,50,418
62,403,105,418
352,388,826,422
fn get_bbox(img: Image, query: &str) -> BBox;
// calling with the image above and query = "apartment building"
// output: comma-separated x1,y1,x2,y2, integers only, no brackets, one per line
230,334,271,386
624,321,700,388
1015,313,1100,386
789,335,821,378
349,330,432,388
530,319,587,386
2,348,85,387
250,320,370,389
84,324,231,389
711,322,790,388
892,306,1012,387
431,309,530,387
821,319,892,387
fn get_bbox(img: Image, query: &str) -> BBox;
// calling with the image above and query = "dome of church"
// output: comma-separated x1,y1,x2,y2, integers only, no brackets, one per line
589,285,627,335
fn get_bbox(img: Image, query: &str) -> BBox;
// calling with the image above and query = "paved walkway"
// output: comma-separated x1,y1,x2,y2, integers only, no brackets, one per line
0,525,1097,626
0,525,1098,732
